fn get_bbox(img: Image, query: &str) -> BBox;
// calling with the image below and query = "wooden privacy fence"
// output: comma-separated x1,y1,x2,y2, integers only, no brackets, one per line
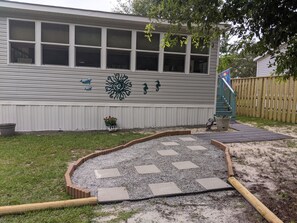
232,77,297,124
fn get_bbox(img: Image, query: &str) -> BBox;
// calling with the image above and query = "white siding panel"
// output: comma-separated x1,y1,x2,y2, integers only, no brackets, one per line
256,55,276,77
0,102,214,131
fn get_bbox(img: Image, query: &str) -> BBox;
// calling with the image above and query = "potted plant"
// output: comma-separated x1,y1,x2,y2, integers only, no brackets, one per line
215,115,231,131
103,116,118,132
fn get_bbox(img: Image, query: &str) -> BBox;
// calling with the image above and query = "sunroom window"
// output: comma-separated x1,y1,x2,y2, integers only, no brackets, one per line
106,29,131,69
41,23,69,66
190,40,209,74
163,35,186,72
9,20,35,64
75,26,101,67
136,32,159,71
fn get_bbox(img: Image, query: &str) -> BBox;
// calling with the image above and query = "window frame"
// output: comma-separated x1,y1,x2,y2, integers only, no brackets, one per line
41,21,70,66
74,25,102,68
189,37,211,75
105,28,132,71
163,35,187,73
135,31,160,72
8,18,36,65
7,18,212,75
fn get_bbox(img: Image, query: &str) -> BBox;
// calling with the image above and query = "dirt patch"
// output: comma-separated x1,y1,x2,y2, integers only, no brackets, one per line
229,124,297,222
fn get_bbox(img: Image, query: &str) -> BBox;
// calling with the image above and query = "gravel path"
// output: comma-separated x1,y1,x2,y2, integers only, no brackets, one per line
72,135,230,200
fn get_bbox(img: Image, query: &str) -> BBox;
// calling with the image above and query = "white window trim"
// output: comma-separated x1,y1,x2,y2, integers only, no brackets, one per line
7,18,212,75
106,28,132,70
7,18,36,65
135,31,160,72
74,25,102,68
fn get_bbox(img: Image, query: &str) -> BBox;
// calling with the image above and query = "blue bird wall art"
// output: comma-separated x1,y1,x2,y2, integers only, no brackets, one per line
80,78,92,85
84,86,92,91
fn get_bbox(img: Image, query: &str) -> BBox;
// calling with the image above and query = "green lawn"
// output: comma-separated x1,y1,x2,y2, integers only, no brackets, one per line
0,131,147,222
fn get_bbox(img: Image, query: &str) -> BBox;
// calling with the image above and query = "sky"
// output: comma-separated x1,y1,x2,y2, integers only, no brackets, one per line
8,0,118,12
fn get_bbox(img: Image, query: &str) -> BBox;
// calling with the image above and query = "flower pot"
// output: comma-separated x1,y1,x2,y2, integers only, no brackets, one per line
0,123,16,136
107,125,118,132
216,116,230,131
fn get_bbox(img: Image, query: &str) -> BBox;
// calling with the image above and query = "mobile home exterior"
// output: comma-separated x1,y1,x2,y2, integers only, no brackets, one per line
0,1,219,131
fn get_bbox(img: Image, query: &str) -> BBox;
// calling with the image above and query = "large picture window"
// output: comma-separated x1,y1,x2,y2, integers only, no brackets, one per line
136,32,159,71
9,20,35,64
41,23,69,66
75,26,101,67
106,29,131,69
190,41,209,74
164,36,186,72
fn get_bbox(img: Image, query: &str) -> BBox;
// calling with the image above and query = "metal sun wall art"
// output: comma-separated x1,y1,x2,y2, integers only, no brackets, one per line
105,73,132,100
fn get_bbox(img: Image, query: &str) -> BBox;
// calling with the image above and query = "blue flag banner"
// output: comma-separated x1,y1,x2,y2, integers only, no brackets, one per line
219,68,231,86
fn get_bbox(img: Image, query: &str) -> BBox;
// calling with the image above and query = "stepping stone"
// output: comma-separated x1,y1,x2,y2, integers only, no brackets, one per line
196,177,232,190
149,182,182,196
94,168,121,179
97,187,129,202
172,161,198,170
179,137,196,142
187,145,207,151
157,149,178,156
135,164,161,174
161,142,179,146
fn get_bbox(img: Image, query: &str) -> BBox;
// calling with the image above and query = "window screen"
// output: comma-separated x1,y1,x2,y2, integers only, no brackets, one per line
75,26,101,46
9,20,35,41
42,23,69,44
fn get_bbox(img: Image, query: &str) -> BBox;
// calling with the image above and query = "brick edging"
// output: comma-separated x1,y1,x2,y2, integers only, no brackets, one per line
64,130,191,198
210,139,235,177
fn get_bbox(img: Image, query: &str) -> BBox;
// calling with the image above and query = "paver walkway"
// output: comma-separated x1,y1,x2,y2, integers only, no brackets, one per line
72,135,232,203
196,123,293,143
71,123,293,203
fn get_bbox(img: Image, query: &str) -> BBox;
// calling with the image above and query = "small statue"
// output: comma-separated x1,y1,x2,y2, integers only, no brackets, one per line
206,118,215,131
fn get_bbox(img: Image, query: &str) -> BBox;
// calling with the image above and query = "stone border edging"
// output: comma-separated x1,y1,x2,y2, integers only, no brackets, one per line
64,130,191,198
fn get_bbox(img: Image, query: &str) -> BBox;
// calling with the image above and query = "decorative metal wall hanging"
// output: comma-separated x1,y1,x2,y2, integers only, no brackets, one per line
105,73,132,100
80,78,92,85
143,83,148,95
155,80,161,92
80,78,93,91
84,86,92,91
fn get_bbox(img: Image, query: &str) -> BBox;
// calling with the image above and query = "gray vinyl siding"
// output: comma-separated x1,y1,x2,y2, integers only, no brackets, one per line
0,16,218,105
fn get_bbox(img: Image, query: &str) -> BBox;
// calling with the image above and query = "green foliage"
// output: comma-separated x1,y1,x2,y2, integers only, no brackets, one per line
0,131,146,222
218,52,256,78
115,0,297,79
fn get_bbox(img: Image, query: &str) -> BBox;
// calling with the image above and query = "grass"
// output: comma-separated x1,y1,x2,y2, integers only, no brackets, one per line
0,131,147,222
236,116,295,128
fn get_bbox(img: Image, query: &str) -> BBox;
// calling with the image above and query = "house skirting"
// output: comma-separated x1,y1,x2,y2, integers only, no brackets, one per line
0,101,214,131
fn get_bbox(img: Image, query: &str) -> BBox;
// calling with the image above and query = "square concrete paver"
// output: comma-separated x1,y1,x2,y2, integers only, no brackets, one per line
149,182,182,196
97,187,129,202
135,164,161,174
157,149,178,156
172,161,198,170
196,177,232,190
94,168,121,179
161,142,180,146
179,137,196,142
187,145,207,151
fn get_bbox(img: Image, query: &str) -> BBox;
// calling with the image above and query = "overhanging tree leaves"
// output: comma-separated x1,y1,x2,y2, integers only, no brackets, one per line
115,0,297,79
